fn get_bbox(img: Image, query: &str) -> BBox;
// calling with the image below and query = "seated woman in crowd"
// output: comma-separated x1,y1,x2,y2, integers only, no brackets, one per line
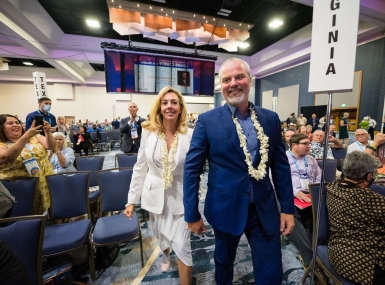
0,114,55,214
297,125,307,135
48,132,76,173
327,151,385,285
305,124,313,141
72,126,92,156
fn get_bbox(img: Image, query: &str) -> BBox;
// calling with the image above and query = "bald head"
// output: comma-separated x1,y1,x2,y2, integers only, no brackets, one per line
128,102,138,118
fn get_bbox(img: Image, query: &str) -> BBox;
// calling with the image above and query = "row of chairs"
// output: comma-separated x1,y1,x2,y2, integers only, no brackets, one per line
69,130,122,154
0,169,144,284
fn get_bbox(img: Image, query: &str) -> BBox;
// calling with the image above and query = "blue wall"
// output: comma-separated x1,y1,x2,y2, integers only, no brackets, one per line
255,37,385,130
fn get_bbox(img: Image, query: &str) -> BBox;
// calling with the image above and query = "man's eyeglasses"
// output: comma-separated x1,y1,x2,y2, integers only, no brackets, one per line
297,142,311,146
355,133,367,137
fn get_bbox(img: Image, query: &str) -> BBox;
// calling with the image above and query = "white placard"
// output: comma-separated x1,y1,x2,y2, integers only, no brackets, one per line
32,72,48,98
272,97,278,113
308,0,360,93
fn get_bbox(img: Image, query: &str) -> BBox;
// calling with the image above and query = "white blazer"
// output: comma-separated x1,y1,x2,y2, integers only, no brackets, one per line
127,128,193,215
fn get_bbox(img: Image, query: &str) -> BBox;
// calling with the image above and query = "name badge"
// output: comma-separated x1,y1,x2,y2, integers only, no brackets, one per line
23,157,40,175
300,174,309,190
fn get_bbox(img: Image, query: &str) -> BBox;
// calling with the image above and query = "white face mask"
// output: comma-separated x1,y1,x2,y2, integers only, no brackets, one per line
42,105,51,112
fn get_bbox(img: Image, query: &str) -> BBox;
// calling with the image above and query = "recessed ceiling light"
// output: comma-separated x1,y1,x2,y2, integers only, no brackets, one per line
172,10,174,13
203,16,205,19
86,20,100,28
23,62,33,66
166,13,168,16
238,42,249,48
150,6,152,9
194,14,195,17
269,19,283,28
119,5,121,8
161,8,163,11
111,0,114,2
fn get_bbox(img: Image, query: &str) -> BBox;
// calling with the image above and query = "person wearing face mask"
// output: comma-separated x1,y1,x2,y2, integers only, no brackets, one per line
327,151,385,285
25,97,57,135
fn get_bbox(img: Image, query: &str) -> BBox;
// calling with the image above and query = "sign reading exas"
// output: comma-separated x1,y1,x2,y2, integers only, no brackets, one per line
308,0,360,93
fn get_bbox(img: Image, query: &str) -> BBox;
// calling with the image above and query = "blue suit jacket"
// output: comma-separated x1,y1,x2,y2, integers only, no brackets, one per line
183,104,294,236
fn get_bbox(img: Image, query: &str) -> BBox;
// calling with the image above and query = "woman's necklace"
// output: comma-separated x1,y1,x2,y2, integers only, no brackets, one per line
160,132,179,189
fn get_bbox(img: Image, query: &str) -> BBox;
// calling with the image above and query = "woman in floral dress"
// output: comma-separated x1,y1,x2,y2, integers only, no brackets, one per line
0,114,55,214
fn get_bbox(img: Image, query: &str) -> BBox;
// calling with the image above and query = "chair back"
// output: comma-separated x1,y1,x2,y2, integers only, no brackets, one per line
46,172,90,219
97,168,133,214
75,156,104,186
99,132,108,143
0,215,46,285
116,153,138,168
331,148,347,170
0,177,38,216
89,132,97,142
309,183,330,242
316,159,337,183
109,131,121,141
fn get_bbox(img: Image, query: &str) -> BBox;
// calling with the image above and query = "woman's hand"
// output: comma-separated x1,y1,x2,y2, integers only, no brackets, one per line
124,204,135,219
42,120,52,133
24,120,43,139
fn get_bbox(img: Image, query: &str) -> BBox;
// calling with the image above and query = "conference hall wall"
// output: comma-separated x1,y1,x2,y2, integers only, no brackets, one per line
255,37,385,129
0,82,214,123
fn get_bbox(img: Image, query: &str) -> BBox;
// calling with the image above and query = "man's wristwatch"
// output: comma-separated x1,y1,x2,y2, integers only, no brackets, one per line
55,150,61,155
366,144,377,151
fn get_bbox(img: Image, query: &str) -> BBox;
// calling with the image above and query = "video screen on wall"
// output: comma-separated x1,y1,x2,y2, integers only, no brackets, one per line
104,51,215,96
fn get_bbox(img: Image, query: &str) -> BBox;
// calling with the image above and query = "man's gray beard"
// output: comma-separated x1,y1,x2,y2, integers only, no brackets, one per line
225,93,247,106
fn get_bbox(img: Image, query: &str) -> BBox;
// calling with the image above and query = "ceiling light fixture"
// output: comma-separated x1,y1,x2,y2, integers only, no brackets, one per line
108,2,253,52
238,42,249,48
269,19,283,28
23,62,33,66
86,19,100,28
152,0,166,3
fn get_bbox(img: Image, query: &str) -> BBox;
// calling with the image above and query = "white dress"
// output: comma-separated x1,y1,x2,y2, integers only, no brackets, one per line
150,137,192,266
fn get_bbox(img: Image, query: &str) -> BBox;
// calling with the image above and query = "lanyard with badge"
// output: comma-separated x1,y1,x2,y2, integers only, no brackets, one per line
289,150,309,191
8,141,41,175
355,141,364,151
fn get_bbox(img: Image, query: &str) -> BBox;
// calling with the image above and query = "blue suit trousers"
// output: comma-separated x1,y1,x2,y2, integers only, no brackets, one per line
213,204,282,285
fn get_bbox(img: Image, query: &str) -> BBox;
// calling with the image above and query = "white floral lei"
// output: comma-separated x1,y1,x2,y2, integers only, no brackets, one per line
232,109,269,180
160,132,179,189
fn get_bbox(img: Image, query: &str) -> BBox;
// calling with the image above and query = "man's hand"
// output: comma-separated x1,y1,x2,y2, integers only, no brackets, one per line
280,213,295,236
372,133,385,148
187,219,208,235
295,191,311,203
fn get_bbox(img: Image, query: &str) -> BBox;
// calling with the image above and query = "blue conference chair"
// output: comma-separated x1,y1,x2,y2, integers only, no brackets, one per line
44,172,95,281
0,177,38,217
92,168,144,269
108,130,121,150
116,153,138,168
331,148,347,171
0,215,46,285
76,156,104,205
301,184,357,285
95,132,109,153
316,159,337,183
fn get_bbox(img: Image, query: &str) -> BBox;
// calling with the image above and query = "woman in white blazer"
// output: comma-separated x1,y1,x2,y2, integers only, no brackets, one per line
124,86,193,284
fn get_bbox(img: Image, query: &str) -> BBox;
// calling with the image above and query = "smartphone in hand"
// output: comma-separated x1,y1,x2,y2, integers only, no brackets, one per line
34,115,44,128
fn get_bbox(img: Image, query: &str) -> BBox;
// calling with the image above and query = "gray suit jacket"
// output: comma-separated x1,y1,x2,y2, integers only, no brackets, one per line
120,116,145,153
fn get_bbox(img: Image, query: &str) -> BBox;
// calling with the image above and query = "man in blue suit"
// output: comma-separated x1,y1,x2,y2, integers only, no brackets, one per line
183,58,295,284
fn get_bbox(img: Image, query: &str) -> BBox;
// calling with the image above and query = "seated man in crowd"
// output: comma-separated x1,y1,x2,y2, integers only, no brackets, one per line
310,130,342,159
286,134,322,273
347,128,371,154
283,130,295,151
327,151,385,285
328,124,336,138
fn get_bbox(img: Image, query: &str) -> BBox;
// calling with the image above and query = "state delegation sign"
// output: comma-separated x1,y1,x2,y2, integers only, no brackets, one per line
308,0,360,93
